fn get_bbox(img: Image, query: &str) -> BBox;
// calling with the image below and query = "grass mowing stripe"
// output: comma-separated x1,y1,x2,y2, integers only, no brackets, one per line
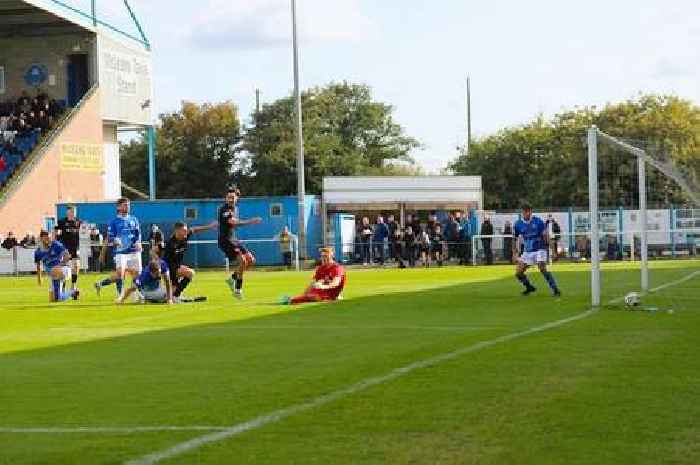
124,269,699,465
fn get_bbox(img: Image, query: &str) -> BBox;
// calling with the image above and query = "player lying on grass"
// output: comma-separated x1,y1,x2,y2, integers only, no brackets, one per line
117,258,173,305
118,259,207,305
513,203,561,297
35,230,79,302
281,247,346,305
218,188,262,300
153,221,217,299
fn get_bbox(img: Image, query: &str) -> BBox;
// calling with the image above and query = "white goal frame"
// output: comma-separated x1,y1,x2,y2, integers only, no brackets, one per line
588,126,650,306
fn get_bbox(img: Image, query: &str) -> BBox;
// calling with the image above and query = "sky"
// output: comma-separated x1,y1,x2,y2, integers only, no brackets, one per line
95,0,699,172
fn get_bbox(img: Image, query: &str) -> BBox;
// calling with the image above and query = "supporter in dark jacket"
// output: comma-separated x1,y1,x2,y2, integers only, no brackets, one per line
373,216,389,265
358,217,373,265
481,217,494,265
2,232,18,250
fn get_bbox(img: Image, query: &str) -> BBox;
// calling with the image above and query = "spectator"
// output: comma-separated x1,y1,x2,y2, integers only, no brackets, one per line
446,213,461,261
503,220,514,264
481,217,494,265
277,226,296,269
386,214,399,261
2,232,18,250
148,224,164,258
19,232,36,248
459,215,472,265
373,216,389,266
418,227,431,267
89,227,103,272
431,224,445,267
403,225,417,268
410,214,422,240
426,213,438,235
358,217,373,266
546,215,562,262
391,225,406,268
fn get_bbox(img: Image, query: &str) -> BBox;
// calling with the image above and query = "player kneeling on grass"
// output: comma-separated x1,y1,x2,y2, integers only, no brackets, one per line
513,204,561,297
118,259,173,305
281,247,346,305
35,230,79,302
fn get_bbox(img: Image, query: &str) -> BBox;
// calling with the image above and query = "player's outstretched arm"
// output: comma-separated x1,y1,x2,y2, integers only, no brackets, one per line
231,217,263,228
190,221,218,235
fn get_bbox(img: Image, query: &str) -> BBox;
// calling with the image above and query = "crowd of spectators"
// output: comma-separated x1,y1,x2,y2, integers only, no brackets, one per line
0,89,66,188
355,212,477,268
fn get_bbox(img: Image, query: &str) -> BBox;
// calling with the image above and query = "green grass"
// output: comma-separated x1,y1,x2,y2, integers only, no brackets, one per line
1,261,699,465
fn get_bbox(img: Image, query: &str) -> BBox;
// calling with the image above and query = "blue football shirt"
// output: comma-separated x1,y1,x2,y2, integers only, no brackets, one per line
134,260,169,292
513,216,547,252
108,215,141,255
34,240,68,272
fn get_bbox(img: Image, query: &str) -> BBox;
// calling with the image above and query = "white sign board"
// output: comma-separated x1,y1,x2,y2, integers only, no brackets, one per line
98,34,152,125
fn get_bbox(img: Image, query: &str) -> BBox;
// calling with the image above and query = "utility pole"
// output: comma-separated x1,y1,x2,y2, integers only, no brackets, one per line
255,88,261,114
291,0,306,259
466,75,472,156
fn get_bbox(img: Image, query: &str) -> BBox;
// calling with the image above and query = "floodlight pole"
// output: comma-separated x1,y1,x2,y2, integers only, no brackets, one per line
292,0,306,259
638,155,649,292
588,126,601,307
147,125,156,200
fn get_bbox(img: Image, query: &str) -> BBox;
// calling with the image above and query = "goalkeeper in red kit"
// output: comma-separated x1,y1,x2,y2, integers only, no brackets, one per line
281,247,346,305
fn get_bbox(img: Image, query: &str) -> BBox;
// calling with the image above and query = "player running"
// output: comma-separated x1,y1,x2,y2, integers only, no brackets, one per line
218,188,262,300
56,205,82,291
513,204,561,297
280,247,346,305
35,230,79,302
155,221,216,300
95,197,143,299
117,258,173,305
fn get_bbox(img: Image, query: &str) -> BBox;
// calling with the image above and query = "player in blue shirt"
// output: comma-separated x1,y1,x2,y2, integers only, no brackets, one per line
95,197,143,298
512,204,561,297
34,230,79,302
118,259,173,304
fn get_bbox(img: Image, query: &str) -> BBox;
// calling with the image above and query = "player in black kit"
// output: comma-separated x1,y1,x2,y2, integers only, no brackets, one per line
155,221,217,299
218,188,262,300
55,206,82,290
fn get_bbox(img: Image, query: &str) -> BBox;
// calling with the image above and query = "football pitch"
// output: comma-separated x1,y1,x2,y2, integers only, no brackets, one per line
1,261,699,465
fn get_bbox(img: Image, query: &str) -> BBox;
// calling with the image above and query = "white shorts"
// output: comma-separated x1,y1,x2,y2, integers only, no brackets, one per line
142,288,166,303
47,266,72,291
115,252,142,272
518,250,548,266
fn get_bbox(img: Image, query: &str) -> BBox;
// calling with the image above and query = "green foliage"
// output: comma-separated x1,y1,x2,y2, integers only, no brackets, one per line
121,101,241,199
450,95,700,209
240,82,421,195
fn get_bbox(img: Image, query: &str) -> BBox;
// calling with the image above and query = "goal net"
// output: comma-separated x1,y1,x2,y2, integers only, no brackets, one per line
588,126,700,311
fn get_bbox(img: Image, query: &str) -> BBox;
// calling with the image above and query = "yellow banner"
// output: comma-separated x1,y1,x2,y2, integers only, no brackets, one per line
61,143,104,172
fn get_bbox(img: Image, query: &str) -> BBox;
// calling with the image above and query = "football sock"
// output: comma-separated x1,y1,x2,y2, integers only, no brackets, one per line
116,278,123,295
541,271,559,291
516,272,533,289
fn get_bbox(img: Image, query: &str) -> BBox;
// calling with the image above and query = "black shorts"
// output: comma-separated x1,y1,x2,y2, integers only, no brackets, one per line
218,238,248,261
165,260,182,276
67,247,80,259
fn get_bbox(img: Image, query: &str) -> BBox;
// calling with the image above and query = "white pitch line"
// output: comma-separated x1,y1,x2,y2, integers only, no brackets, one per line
0,426,228,434
125,270,700,465
124,309,597,465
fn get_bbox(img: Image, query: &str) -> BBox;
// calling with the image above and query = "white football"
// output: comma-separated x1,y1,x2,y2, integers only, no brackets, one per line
624,292,641,308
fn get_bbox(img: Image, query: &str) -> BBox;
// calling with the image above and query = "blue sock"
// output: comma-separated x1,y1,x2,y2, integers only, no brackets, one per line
100,278,113,287
52,279,62,301
516,273,533,289
116,279,123,295
542,271,559,291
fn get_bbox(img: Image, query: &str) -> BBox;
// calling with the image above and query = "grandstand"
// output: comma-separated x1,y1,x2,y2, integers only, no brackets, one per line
0,0,152,234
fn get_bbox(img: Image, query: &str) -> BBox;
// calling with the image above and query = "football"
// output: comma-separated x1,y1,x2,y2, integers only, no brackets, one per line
624,292,641,308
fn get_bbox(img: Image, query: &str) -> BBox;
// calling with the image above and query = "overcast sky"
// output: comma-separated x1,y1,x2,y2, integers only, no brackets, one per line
95,0,699,172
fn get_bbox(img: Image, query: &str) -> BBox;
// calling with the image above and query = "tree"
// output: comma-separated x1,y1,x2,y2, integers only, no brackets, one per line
450,95,700,209
120,101,241,199
240,82,421,195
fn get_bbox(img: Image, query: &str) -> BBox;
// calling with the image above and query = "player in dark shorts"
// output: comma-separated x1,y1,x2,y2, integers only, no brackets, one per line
218,188,262,300
55,205,82,290
154,221,216,299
